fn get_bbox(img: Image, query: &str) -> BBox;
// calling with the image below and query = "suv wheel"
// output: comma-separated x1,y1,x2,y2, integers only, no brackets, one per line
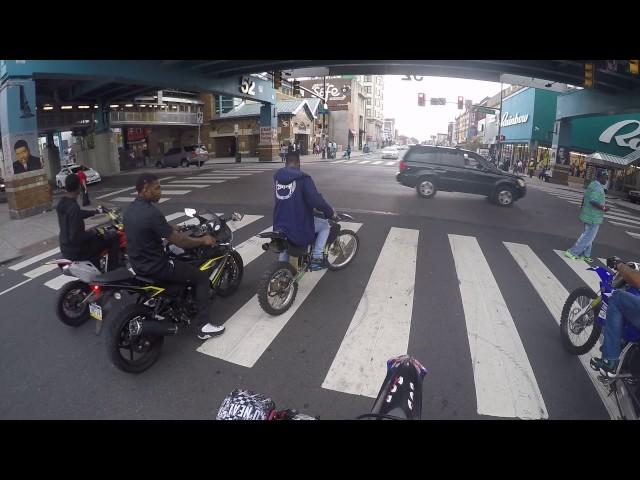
416,178,437,199
155,161,164,168
495,186,515,207
180,159,189,168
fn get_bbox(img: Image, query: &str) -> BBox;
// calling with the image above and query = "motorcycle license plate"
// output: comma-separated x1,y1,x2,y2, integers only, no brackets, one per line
598,302,607,321
89,303,103,321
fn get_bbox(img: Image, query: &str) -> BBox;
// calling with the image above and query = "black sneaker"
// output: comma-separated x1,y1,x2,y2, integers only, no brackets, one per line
198,323,225,340
590,357,619,376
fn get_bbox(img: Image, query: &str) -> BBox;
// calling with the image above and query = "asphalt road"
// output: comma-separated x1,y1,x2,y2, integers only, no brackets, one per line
1,151,638,419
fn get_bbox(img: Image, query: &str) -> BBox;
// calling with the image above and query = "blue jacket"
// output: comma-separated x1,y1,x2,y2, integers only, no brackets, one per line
273,167,334,247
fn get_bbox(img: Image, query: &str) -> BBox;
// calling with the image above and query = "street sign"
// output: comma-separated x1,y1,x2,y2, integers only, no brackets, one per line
430,98,446,105
472,105,498,115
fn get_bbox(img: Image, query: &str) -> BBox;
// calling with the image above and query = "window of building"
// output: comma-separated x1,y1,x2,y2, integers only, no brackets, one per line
367,109,372,117
366,98,371,105
364,76,372,83
365,86,372,94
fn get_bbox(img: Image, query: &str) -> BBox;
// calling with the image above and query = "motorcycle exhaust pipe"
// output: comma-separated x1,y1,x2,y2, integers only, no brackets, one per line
139,321,178,337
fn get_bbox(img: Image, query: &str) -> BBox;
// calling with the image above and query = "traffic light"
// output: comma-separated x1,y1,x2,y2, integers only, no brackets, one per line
418,93,426,106
273,71,282,90
584,63,595,88
457,96,464,110
293,80,301,96
630,60,639,75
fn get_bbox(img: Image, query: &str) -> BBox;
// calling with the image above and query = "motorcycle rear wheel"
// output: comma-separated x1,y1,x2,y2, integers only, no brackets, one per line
257,261,298,316
107,304,164,373
56,280,91,327
560,287,602,355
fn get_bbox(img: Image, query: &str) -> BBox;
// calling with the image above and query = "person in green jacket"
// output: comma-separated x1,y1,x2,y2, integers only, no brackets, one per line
565,170,609,263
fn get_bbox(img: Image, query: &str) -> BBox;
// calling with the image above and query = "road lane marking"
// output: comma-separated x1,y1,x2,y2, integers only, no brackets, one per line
448,235,547,419
358,160,371,164
344,160,359,164
385,161,395,166
0,279,33,296
23,264,59,279
372,161,383,165
129,189,191,195
504,241,618,419
165,183,209,188
554,249,600,292
44,275,77,291
112,197,169,203
9,247,61,271
165,212,187,222
322,226,415,398
199,222,362,368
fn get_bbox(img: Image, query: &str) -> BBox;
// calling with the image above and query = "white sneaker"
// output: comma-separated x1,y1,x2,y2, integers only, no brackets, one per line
198,323,225,340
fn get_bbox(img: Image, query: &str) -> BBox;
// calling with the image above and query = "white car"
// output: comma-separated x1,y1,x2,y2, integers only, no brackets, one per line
381,147,399,160
397,145,409,150
56,164,101,189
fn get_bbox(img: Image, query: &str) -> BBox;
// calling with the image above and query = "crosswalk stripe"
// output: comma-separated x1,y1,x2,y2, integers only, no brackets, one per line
227,215,264,232
344,160,359,164
448,235,547,419
198,222,362,368
9,247,61,271
96,186,136,200
604,211,640,221
385,161,395,166
188,176,240,180
609,221,640,229
554,250,600,292
233,227,273,266
358,160,371,164
605,214,640,225
504,242,619,419
626,231,640,239
372,161,383,165
44,274,77,291
323,226,416,399
130,190,191,195
165,183,209,188
171,180,226,184
0,278,34,296
165,212,187,222
331,160,348,164
24,264,59,279
112,197,169,203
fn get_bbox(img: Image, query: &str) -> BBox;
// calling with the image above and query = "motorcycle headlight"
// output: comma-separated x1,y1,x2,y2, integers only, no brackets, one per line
516,179,525,188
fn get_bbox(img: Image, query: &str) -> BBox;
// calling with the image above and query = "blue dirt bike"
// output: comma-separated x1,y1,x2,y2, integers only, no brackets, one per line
215,355,427,420
560,256,640,420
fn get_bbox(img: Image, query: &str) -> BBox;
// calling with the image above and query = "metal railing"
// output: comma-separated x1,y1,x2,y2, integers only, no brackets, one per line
109,111,203,125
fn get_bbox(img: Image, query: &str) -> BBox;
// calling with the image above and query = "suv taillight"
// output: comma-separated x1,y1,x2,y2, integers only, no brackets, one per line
191,151,197,157
399,161,408,172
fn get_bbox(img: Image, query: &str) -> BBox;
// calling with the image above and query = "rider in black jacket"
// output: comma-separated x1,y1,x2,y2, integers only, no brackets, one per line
56,173,120,271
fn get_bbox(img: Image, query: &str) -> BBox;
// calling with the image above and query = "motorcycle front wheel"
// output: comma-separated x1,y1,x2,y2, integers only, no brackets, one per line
56,280,91,327
257,261,298,316
215,250,244,298
326,229,359,271
107,304,164,373
560,287,602,355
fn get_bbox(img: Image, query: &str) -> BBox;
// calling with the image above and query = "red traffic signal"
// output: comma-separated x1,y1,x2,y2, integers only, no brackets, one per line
418,93,426,107
457,96,464,110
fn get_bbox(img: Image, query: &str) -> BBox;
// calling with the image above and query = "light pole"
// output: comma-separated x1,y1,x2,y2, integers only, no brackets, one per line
496,81,504,166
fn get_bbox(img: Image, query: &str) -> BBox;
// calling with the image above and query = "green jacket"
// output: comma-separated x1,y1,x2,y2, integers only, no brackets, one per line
579,180,605,225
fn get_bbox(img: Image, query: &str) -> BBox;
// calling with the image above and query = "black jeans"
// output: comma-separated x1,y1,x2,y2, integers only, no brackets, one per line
155,260,211,327
65,235,120,272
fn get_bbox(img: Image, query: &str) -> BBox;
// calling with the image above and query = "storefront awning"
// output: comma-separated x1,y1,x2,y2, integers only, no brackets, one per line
585,150,640,170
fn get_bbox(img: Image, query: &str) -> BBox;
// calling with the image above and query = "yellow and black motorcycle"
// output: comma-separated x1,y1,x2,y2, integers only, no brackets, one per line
89,208,244,373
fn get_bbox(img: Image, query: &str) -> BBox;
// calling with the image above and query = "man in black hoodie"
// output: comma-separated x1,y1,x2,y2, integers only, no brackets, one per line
56,173,120,271
273,151,334,270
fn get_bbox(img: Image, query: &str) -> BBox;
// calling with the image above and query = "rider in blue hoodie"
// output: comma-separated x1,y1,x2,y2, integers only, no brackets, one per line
273,151,335,270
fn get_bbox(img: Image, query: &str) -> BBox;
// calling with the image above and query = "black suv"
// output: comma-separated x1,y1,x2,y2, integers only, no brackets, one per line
396,146,526,207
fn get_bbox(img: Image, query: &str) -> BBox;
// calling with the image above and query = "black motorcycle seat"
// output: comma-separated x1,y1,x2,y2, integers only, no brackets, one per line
258,231,287,240
94,267,134,283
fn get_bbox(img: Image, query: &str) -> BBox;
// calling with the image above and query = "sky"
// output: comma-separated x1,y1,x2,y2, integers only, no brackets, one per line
383,75,506,141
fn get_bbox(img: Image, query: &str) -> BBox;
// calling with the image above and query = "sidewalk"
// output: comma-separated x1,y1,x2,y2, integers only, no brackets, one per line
0,200,110,265
204,150,370,165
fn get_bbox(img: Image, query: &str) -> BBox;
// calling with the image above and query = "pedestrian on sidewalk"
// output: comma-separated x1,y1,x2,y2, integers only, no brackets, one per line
544,166,552,182
517,159,523,175
565,170,609,263
344,144,351,159
280,144,287,162
76,166,90,206
528,158,535,178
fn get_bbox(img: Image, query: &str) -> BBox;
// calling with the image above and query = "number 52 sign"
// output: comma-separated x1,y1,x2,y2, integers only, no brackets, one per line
240,77,256,96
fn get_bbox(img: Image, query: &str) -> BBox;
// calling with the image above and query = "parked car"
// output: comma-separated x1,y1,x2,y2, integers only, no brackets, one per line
628,190,640,203
381,147,399,160
55,164,101,189
157,144,208,168
395,145,526,207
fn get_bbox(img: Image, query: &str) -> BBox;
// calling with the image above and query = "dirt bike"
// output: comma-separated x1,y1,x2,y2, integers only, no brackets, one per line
560,256,640,420
215,355,427,420
46,205,127,333
256,212,359,316
88,208,244,373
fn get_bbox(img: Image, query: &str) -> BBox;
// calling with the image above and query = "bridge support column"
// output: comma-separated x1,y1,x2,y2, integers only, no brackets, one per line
0,78,53,219
257,104,279,162
93,131,120,177
42,131,62,184
549,119,572,186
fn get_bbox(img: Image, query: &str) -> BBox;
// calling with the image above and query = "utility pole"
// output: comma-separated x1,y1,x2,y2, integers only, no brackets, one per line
497,81,504,165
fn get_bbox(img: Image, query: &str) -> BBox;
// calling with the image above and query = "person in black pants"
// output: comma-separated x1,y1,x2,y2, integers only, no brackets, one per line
123,173,225,340
56,174,120,271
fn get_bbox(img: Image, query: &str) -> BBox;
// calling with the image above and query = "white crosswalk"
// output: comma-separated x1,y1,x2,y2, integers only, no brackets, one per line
6,212,628,419
329,158,397,167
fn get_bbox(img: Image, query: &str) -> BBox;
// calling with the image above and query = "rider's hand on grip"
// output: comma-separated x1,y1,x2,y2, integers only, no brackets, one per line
201,235,216,247
95,206,104,215
607,256,623,270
